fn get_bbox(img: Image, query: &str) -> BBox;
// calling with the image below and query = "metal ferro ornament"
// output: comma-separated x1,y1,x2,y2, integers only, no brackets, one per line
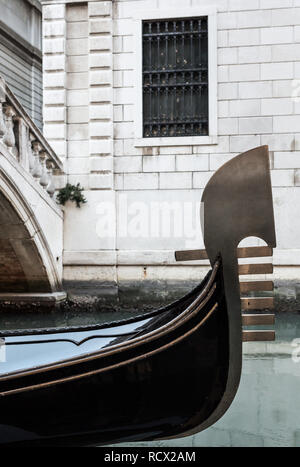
200,145,277,431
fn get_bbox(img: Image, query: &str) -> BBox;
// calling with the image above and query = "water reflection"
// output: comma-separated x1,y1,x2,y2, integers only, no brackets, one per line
108,313,300,448
105,357,300,448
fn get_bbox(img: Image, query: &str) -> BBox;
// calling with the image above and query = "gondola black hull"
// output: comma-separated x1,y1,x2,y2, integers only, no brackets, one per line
0,262,229,447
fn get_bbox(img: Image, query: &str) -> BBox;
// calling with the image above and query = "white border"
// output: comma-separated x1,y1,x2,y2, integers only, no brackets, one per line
133,6,218,147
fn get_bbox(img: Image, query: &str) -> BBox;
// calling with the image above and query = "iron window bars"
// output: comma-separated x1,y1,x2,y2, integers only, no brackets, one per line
142,17,209,138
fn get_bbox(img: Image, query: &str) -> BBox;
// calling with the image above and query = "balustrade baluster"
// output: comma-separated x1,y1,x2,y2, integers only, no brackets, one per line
3,105,16,151
39,151,50,189
32,142,42,180
17,119,29,169
28,134,35,173
46,161,55,198
0,76,63,203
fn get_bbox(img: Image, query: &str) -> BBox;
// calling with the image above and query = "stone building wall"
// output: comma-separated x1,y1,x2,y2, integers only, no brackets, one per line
41,0,300,293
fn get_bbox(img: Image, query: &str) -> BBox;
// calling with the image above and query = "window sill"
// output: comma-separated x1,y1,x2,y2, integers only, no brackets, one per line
134,135,218,148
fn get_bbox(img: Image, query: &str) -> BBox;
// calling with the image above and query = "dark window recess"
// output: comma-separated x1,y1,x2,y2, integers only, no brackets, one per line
142,17,208,138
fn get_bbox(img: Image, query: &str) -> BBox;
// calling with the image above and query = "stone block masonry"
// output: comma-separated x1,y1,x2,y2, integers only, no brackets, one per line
66,2,89,184
110,0,300,280
41,0,300,290
43,2,67,165
42,0,117,292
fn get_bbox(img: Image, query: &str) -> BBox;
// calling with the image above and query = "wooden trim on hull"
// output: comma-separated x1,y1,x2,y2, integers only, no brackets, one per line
0,302,219,397
0,268,213,339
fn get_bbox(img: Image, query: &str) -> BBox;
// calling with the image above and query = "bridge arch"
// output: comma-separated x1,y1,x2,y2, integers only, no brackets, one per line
0,75,64,300
0,167,63,294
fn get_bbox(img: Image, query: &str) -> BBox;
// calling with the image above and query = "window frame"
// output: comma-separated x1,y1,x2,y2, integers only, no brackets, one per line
133,6,218,148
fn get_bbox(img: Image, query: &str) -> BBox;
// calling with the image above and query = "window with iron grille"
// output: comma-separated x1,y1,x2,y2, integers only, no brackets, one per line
142,17,208,138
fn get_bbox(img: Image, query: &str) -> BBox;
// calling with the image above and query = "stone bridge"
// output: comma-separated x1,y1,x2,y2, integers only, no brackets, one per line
0,77,65,304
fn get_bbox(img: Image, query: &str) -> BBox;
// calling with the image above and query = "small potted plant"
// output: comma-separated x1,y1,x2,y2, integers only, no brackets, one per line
56,183,87,208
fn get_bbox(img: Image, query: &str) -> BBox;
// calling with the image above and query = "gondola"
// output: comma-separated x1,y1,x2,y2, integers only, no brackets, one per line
0,146,276,447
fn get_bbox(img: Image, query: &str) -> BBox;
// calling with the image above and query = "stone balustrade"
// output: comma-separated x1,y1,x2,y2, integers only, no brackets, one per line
0,76,63,199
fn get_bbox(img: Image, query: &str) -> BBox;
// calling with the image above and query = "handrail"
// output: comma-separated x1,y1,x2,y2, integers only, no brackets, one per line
0,75,64,198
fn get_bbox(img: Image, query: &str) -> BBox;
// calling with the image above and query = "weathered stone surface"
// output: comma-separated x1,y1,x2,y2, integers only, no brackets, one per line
40,0,300,288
